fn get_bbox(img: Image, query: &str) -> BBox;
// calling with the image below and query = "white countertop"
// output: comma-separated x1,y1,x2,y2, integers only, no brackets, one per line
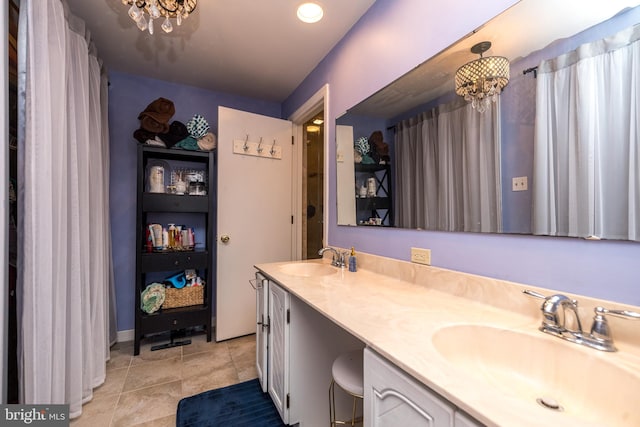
255,253,640,427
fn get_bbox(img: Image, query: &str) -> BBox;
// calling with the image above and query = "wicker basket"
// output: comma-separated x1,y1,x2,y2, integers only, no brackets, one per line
163,286,204,309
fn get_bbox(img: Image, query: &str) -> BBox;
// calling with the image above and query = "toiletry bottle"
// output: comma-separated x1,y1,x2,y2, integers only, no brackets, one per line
349,247,357,272
168,223,176,249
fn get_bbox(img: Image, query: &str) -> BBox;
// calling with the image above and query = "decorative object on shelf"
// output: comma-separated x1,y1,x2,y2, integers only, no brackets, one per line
122,0,197,35
354,136,370,156
145,159,171,193
188,181,206,196
358,184,367,198
141,283,166,314
455,41,509,113
163,285,204,309
368,130,391,164
366,177,377,197
148,165,165,193
172,167,207,195
186,114,210,139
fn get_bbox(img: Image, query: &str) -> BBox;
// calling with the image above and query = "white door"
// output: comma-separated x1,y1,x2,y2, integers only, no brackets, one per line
217,106,293,341
255,272,269,393
268,280,290,424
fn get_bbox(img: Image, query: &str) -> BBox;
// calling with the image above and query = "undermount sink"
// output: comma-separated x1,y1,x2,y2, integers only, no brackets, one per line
278,262,337,277
432,324,639,426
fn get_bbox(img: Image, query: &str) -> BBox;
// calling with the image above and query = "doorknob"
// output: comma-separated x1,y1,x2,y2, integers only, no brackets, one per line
220,234,230,244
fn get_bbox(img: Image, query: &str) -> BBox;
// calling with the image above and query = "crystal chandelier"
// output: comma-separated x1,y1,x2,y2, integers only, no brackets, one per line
455,41,509,113
122,0,197,35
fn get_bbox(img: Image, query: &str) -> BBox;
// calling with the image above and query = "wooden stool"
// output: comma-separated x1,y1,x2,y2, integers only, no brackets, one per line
329,350,364,426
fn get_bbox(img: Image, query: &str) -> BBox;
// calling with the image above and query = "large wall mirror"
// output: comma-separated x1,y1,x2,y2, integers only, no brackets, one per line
336,0,640,242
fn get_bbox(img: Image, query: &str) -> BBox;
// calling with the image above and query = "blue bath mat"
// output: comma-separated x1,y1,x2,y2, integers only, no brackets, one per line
176,379,286,426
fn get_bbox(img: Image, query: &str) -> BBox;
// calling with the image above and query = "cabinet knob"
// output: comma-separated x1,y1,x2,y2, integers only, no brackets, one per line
174,260,180,266
220,234,230,244
173,320,178,325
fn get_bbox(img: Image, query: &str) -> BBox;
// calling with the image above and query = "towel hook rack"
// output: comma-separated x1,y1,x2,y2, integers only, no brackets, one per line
243,134,249,152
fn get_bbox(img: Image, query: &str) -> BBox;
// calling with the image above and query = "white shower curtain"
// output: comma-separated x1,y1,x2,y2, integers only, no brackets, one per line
17,0,114,417
533,24,640,240
395,99,502,232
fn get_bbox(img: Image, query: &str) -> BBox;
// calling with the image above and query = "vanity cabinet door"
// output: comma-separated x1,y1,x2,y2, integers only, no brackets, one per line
455,412,483,427
267,280,291,424
255,272,269,393
364,347,454,427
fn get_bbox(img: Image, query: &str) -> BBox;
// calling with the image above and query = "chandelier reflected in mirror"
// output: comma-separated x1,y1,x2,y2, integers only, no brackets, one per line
455,41,510,113
122,0,197,35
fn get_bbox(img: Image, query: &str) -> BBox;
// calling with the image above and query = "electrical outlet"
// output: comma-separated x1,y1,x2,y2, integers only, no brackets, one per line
410,247,431,265
512,176,528,191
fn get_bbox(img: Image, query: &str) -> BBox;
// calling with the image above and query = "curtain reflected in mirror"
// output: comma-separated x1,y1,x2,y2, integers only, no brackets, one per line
395,99,501,232
533,24,640,241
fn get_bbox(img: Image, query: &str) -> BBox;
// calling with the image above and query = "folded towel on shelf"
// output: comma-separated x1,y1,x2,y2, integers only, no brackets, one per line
174,136,199,151
197,132,216,151
157,121,189,148
138,97,176,133
186,114,210,139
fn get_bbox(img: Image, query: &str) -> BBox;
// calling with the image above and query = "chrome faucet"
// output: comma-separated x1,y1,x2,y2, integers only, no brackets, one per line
318,247,348,268
524,289,640,352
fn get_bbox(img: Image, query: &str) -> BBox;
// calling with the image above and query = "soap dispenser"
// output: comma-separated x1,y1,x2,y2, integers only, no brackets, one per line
348,247,357,272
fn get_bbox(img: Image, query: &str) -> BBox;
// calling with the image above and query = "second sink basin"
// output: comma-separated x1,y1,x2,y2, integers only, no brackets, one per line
431,324,639,426
278,262,337,277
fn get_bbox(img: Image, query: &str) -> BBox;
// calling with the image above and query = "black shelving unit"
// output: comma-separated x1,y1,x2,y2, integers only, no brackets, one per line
355,163,393,226
134,145,215,355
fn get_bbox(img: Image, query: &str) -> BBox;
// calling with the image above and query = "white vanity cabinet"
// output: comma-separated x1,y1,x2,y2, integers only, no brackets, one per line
255,269,366,426
364,348,454,427
455,412,483,427
364,348,483,427
255,273,291,424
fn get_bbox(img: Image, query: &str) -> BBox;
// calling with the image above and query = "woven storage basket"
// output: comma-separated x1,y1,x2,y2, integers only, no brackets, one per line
163,286,204,309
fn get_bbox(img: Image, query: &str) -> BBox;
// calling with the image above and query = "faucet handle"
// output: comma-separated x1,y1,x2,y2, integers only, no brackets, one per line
595,306,640,320
523,289,547,300
588,306,640,350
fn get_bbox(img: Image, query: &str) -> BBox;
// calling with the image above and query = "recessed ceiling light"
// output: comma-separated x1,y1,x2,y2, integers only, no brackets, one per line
297,2,323,23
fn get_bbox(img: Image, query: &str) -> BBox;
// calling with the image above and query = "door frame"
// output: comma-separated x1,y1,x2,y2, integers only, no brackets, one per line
288,84,329,260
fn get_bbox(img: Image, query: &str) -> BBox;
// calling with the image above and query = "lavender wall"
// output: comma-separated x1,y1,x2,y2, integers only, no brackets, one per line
283,0,640,306
108,71,281,331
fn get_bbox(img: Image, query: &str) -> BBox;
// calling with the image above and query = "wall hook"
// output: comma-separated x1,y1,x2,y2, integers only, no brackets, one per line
243,134,249,151
270,139,277,156
257,137,264,153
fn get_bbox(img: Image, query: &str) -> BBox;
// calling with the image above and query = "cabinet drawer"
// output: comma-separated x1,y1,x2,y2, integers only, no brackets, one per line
142,193,209,212
141,251,208,272
139,307,209,334
356,197,390,210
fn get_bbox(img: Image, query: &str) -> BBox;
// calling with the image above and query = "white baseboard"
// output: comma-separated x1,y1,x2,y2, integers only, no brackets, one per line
117,329,134,343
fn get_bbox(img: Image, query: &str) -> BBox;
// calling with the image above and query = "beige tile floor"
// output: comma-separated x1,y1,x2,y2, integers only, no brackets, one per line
70,332,257,427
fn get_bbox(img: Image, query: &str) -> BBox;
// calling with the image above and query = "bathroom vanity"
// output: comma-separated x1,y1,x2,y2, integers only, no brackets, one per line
255,252,640,427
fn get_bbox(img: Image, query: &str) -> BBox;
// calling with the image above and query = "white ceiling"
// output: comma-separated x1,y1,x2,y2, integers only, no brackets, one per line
65,0,376,102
